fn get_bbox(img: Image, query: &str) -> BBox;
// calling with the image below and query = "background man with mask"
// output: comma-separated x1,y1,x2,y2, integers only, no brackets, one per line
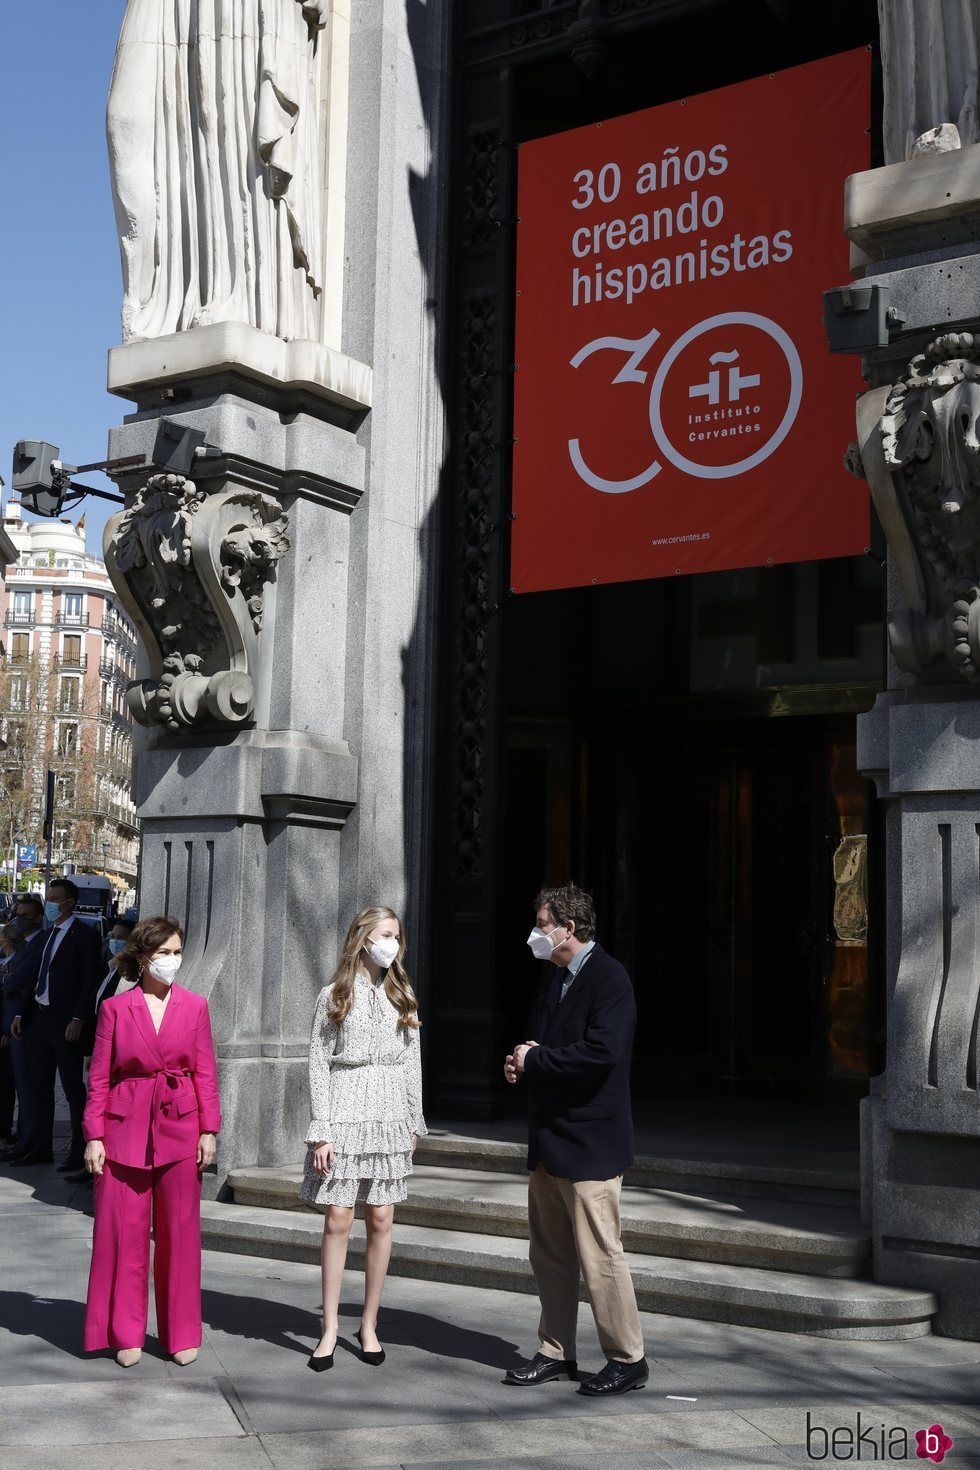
10,879,102,1170
94,918,137,1011
59,917,139,1186
503,883,647,1397
0,895,46,1158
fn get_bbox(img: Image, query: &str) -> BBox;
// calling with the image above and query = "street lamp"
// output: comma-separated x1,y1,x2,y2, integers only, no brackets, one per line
101,840,109,873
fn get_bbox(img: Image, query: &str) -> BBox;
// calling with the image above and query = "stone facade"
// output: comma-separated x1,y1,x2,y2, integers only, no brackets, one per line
841,92,980,1335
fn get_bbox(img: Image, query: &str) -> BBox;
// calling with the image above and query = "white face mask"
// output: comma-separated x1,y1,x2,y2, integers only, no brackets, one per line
147,954,182,986
527,924,567,961
367,937,400,970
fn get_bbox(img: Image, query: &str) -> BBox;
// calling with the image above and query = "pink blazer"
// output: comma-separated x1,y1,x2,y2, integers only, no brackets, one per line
83,984,222,1169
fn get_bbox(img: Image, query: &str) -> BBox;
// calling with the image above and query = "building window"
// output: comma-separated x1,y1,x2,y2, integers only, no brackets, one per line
6,722,26,759
7,676,26,711
58,723,79,758
59,677,81,712
56,772,76,805
62,634,82,667
12,592,31,623
10,633,29,662
62,592,84,626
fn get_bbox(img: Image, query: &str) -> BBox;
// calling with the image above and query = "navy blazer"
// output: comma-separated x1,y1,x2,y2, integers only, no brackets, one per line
0,933,45,1023
20,918,103,1027
522,942,636,1182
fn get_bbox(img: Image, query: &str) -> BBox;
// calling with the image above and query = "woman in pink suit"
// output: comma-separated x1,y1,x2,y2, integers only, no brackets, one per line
82,917,221,1368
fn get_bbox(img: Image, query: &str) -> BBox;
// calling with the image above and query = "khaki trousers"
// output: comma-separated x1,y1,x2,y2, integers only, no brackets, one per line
527,1164,644,1364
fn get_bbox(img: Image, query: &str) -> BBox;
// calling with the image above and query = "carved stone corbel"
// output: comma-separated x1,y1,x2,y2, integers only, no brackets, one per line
850,332,980,683
103,473,289,731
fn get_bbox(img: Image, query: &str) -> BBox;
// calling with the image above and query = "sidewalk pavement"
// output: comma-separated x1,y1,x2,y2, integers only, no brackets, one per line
2,1167,980,1470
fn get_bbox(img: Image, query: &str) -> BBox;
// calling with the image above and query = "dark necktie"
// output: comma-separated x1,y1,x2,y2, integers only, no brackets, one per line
34,929,61,1006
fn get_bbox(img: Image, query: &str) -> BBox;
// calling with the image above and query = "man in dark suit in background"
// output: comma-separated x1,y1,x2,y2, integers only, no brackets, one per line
504,883,647,1397
0,895,46,1155
10,878,102,1170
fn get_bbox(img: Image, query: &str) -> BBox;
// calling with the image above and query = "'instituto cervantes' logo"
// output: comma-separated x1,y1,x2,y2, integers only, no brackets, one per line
568,311,802,494
805,1412,954,1462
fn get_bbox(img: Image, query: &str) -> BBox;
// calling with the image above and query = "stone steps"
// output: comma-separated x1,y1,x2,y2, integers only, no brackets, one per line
200,1198,936,1340
414,1129,859,1206
227,1163,870,1278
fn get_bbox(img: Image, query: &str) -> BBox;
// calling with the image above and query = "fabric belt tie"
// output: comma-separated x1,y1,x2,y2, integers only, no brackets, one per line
113,1068,193,1120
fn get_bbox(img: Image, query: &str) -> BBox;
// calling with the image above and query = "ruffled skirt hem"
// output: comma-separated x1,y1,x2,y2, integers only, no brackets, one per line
303,1118,419,1151
301,1174,409,1208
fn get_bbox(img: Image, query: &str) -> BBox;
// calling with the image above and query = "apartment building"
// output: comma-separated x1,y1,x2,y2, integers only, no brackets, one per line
0,496,138,900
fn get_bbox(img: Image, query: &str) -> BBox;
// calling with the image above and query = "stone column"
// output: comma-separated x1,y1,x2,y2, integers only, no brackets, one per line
100,0,449,1191
102,337,370,1186
841,142,980,1337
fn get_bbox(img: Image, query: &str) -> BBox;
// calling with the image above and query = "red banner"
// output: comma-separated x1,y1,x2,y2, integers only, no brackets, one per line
511,50,871,594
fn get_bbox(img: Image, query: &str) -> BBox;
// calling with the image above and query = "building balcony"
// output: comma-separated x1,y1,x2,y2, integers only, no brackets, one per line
55,612,89,629
53,652,87,672
4,611,34,628
98,658,115,680
3,652,31,667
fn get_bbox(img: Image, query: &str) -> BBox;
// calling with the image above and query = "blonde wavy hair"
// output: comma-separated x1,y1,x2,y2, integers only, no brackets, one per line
326,905,420,1031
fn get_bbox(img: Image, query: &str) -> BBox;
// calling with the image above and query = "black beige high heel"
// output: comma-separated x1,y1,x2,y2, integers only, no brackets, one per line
355,1329,386,1366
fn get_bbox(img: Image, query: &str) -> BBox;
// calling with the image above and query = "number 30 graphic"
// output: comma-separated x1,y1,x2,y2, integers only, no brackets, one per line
566,312,803,494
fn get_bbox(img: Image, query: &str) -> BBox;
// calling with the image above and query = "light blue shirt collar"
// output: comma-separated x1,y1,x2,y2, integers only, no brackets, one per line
564,939,595,977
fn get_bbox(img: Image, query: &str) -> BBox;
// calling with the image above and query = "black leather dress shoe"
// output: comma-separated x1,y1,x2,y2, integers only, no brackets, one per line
578,1357,649,1395
57,1156,85,1174
9,1150,54,1168
504,1352,577,1386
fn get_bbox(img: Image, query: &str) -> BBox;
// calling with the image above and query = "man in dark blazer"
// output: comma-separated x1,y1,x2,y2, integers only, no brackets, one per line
504,884,647,1396
10,878,102,1170
0,895,46,1154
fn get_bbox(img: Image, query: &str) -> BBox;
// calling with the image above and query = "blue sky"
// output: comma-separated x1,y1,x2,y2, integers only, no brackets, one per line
0,3,128,554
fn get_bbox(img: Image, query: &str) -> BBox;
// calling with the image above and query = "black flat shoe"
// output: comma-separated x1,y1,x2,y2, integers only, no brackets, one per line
307,1350,334,1372
577,1357,649,1396
355,1329,386,1366
504,1352,577,1386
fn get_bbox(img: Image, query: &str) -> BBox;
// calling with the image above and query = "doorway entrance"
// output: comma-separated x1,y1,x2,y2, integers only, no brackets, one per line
501,706,877,1104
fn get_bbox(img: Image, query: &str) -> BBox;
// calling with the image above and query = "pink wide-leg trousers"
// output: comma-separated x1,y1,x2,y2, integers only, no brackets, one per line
84,1156,203,1353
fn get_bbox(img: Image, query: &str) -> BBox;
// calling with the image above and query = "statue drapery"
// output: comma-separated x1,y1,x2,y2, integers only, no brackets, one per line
108,0,328,343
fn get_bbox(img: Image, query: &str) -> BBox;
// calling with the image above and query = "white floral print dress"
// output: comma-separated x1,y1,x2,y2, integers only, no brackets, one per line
301,973,426,1208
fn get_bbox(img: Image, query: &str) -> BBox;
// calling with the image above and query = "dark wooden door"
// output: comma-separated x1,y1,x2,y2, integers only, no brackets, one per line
602,716,867,1098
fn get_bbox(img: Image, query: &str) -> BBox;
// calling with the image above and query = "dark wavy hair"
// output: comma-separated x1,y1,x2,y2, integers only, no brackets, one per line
534,884,596,942
116,916,184,983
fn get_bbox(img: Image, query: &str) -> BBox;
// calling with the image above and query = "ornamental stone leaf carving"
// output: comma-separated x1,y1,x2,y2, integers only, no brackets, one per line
104,473,290,732
853,333,980,684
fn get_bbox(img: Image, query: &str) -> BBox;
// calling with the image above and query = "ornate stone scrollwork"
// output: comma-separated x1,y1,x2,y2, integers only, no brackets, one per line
853,332,980,683
104,473,290,732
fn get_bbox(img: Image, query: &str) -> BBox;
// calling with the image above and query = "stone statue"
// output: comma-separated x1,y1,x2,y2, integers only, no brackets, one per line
108,0,328,344
879,0,980,162
850,333,980,683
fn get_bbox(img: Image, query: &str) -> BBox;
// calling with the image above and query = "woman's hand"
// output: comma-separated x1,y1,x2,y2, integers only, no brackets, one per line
197,1132,217,1171
85,1140,106,1177
312,1141,334,1175
411,1133,418,1156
